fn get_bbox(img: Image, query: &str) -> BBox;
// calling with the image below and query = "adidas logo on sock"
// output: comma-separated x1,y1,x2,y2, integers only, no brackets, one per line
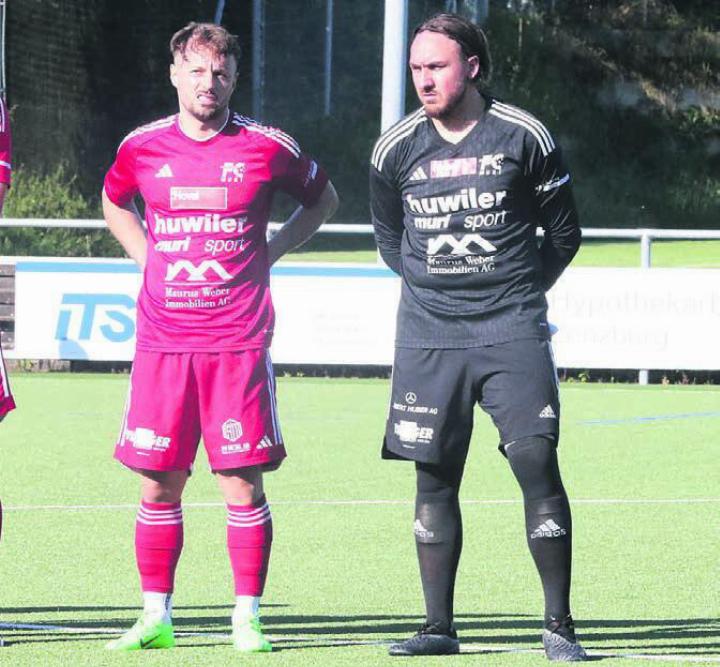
538,404,557,419
155,163,173,178
531,519,567,539
409,166,428,181
413,519,434,540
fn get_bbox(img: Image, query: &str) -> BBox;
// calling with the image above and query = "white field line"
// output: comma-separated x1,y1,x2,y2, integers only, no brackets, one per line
1,623,718,663
561,386,720,394
4,498,720,512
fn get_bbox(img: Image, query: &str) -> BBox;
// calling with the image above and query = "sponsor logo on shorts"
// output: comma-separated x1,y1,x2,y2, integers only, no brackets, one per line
221,442,250,455
123,427,171,451
393,401,438,415
393,420,434,445
222,419,243,442
530,519,567,539
170,186,228,210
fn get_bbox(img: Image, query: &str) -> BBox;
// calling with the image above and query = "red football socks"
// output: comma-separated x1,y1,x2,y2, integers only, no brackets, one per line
135,500,184,593
226,496,273,596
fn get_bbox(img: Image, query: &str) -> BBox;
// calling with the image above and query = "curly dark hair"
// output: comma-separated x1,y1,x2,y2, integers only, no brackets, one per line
170,22,241,63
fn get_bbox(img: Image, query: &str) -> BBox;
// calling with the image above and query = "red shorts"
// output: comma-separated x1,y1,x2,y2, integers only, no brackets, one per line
115,349,286,472
0,348,15,419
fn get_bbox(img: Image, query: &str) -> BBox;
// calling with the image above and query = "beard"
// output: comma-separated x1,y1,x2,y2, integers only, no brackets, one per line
191,102,227,122
422,83,470,120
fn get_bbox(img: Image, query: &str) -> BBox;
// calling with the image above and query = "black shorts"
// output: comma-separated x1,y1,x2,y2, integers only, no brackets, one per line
382,338,560,465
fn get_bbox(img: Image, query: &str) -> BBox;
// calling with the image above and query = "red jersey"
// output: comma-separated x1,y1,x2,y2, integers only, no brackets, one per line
0,346,14,418
0,96,12,185
104,112,328,352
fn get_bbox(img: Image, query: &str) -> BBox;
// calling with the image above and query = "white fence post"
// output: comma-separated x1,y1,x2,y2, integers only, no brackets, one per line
638,230,652,384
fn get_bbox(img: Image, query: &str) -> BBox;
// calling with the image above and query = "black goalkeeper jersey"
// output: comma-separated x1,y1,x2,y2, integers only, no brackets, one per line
370,96,581,348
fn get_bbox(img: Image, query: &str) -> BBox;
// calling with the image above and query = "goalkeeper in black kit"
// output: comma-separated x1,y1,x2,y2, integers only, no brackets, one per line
370,13,586,662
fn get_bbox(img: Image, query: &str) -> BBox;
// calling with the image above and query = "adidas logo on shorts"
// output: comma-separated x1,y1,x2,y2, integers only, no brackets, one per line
538,404,557,419
256,435,274,449
530,519,567,539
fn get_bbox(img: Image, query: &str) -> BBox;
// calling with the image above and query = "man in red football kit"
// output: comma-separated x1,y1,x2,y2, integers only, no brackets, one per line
0,92,13,649
102,23,338,652
0,92,13,422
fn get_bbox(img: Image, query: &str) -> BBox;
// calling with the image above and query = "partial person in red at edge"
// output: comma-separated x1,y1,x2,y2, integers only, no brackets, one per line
102,21,338,653
0,91,13,424
0,90,14,649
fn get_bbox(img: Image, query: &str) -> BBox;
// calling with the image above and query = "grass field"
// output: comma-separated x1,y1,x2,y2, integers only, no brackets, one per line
287,239,720,267
0,374,719,665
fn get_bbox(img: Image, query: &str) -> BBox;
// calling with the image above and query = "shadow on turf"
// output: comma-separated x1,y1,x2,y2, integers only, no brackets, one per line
2,610,718,655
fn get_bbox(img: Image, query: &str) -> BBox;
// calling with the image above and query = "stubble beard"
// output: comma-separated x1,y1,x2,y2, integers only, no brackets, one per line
191,102,228,123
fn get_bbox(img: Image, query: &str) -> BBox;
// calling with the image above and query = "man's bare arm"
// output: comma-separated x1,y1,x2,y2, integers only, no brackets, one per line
267,182,339,266
102,188,148,270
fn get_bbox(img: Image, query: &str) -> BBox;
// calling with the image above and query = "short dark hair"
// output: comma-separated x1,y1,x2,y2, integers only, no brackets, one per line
413,13,492,85
170,22,241,63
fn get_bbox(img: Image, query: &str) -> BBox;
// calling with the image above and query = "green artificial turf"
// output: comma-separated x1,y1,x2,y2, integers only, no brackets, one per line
286,240,720,268
0,375,718,665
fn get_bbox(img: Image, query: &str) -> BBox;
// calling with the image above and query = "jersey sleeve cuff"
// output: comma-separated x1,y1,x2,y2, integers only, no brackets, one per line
298,165,329,209
103,181,133,207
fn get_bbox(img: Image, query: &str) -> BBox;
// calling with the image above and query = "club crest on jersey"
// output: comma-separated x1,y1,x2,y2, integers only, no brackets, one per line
170,186,228,210
220,162,245,183
478,152,504,175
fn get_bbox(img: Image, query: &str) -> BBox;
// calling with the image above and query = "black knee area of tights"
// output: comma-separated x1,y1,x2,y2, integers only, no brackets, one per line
507,435,572,539
505,435,565,501
414,462,463,544
507,438,572,622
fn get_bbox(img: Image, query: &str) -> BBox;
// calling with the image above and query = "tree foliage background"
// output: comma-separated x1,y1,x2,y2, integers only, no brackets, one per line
3,0,719,256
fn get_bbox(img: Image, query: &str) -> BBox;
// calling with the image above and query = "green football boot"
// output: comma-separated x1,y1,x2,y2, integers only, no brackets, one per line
105,613,175,651
233,614,272,652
